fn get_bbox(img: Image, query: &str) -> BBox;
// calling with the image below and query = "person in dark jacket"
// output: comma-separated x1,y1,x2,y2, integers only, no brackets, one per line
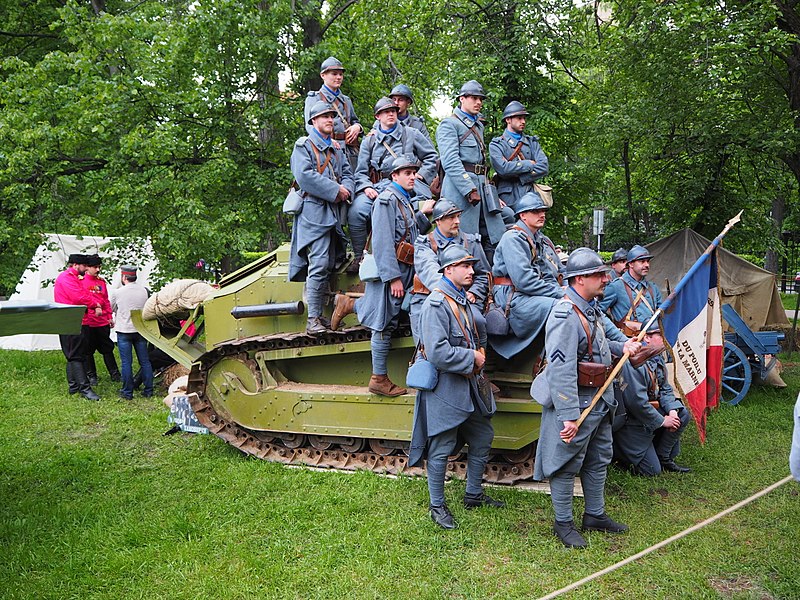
81,254,120,385
409,244,503,530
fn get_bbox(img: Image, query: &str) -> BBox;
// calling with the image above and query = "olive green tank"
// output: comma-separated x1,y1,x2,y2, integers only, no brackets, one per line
133,245,543,484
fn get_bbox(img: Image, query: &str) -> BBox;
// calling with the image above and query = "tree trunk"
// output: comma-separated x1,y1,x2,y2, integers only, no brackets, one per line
765,194,785,273
621,139,638,237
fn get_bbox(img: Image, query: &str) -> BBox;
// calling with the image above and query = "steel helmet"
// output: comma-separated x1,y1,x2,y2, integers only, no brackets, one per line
432,199,463,221
457,80,487,98
611,247,628,264
438,245,479,272
514,191,548,216
306,101,337,125
565,248,611,279
502,100,529,120
320,56,344,73
389,84,414,103
627,244,654,263
390,154,420,173
373,96,399,116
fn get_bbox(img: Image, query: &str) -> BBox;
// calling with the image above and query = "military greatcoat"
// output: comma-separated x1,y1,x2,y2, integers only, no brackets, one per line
304,87,360,166
532,286,628,481
355,184,430,332
288,131,354,282
490,221,565,358
408,280,496,467
489,130,549,210
600,271,663,326
409,227,490,342
436,112,506,244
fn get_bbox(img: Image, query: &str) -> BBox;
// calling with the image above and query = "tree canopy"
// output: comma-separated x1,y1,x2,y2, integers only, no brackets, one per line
1,0,798,294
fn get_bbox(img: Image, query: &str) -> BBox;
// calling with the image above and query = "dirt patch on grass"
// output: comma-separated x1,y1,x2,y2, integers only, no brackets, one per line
708,576,773,599
63,422,107,442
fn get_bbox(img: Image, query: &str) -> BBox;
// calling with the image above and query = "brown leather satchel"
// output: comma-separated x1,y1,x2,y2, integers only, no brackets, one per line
395,240,415,265
577,362,612,387
616,319,642,337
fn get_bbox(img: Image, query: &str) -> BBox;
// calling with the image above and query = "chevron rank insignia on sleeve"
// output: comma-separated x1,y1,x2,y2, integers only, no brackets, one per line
550,349,566,363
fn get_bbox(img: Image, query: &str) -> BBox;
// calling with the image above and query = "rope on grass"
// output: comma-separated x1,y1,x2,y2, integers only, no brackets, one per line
538,475,795,600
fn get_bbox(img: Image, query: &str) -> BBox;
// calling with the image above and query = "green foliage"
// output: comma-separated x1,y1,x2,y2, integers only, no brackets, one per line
1,349,799,598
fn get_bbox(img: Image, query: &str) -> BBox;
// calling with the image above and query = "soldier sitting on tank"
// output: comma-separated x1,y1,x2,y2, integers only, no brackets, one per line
348,97,438,266
489,191,565,359
409,199,489,345
609,247,627,280
330,155,435,396
489,101,549,214
304,56,361,169
613,321,692,476
388,84,432,142
289,101,355,335
599,244,662,336
408,244,504,530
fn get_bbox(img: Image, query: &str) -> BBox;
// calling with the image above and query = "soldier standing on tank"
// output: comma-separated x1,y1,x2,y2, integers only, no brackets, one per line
409,199,489,344
599,245,662,334
609,247,628,281
613,321,691,476
304,57,361,169
388,84,432,142
408,244,504,530
436,80,507,262
54,253,102,401
81,254,120,386
329,155,434,396
531,248,641,548
349,97,438,265
290,101,355,335
489,101,549,213
489,191,565,359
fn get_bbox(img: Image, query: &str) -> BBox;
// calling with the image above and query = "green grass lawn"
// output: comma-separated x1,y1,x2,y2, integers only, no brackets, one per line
1,350,798,599
780,291,798,311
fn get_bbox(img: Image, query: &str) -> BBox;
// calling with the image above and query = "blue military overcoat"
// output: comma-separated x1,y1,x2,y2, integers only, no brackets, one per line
304,88,360,139
288,131,354,282
532,287,628,480
490,221,565,358
408,279,495,467
436,112,506,244
600,271,663,325
355,185,430,331
489,131,549,210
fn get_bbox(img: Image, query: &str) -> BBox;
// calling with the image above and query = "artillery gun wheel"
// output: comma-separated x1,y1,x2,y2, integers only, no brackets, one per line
721,341,751,405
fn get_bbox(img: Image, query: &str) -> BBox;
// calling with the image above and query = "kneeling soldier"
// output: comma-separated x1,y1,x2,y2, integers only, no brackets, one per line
532,248,640,548
409,245,503,529
614,321,691,475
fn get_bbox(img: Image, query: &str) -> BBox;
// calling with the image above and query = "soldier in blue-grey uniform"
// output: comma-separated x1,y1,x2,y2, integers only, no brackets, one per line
609,247,628,281
613,321,691,476
409,199,490,344
388,84,432,142
349,97,438,263
436,80,507,261
330,155,434,396
289,101,355,334
600,244,662,335
490,191,565,359
304,57,362,169
408,244,504,530
489,101,549,212
531,248,641,548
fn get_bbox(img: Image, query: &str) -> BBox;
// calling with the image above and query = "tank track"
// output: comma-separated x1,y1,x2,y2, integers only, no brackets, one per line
186,327,535,485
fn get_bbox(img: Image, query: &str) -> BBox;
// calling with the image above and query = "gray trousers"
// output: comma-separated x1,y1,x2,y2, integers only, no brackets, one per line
635,408,691,476
304,232,335,318
426,411,494,506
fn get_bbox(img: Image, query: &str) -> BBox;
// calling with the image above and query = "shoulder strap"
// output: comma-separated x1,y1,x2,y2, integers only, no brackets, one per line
428,231,438,253
395,196,411,243
508,142,524,162
434,288,478,349
512,226,537,262
563,296,595,361
308,142,334,175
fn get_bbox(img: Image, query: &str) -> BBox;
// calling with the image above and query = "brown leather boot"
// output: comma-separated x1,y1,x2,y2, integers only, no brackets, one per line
368,374,407,397
330,294,357,330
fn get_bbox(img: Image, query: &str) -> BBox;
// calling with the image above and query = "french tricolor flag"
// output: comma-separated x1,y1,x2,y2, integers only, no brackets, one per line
660,247,724,443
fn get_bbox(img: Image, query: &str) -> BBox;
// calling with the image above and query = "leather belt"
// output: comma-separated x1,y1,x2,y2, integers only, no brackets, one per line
493,276,513,286
332,133,347,141
462,162,488,176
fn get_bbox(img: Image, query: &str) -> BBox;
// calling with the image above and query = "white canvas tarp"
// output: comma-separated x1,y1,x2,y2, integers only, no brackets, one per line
0,233,158,351
645,228,788,330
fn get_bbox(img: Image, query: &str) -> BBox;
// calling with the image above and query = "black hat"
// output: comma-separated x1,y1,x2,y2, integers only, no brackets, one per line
84,254,102,267
68,253,88,265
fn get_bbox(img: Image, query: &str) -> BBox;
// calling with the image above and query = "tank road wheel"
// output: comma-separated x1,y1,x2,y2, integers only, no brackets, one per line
308,435,333,451
338,438,365,453
501,444,535,464
369,439,395,456
280,433,307,449
721,341,752,406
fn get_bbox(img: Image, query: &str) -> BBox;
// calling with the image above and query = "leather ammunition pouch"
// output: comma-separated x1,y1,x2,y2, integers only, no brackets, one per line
395,240,415,265
412,274,430,295
616,319,642,337
577,361,612,387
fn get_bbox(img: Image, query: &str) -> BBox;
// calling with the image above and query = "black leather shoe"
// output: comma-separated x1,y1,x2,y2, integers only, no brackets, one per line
429,504,457,530
553,520,587,548
660,459,691,473
581,512,628,533
464,492,506,509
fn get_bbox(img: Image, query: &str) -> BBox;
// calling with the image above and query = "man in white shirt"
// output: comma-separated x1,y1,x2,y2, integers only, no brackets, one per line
112,265,153,399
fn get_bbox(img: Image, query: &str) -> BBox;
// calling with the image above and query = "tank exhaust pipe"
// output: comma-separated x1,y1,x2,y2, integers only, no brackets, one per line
231,301,305,319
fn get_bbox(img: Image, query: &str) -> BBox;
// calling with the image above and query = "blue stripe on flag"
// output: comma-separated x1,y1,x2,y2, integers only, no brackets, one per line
661,253,717,345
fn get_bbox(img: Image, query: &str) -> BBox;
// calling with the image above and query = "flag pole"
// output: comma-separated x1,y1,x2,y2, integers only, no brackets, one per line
571,211,743,434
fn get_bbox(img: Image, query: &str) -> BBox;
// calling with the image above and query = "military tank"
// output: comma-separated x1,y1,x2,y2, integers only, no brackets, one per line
133,245,543,484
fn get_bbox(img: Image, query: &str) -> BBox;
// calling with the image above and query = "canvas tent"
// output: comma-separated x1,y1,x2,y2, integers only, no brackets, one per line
0,233,159,351
645,228,788,331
